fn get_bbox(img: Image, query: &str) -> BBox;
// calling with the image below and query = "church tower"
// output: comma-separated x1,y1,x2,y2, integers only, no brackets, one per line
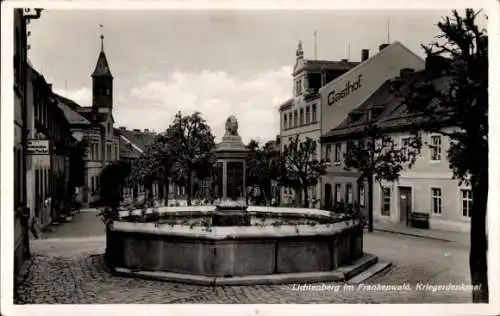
92,33,113,111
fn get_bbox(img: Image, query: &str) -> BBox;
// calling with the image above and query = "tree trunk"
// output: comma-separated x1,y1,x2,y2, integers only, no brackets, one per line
470,176,488,303
164,180,170,206
187,172,192,206
158,182,164,203
367,173,374,232
302,186,309,208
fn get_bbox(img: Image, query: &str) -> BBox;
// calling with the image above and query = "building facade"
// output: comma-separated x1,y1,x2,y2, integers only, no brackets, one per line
319,41,425,208
279,41,359,207
54,35,121,207
26,64,73,229
321,63,471,233
13,8,43,274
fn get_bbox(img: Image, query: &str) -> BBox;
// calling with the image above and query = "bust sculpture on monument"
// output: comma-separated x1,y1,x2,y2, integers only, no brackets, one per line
225,115,239,137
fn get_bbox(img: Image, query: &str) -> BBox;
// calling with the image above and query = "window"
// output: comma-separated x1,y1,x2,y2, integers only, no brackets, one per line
346,184,353,204
283,114,288,129
107,144,112,160
401,137,411,161
305,106,310,124
334,184,342,203
382,187,391,216
326,144,332,161
431,188,442,214
181,186,186,196
293,110,298,127
312,104,317,122
461,189,472,217
299,108,304,126
91,176,95,193
334,143,342,163
295,79,302,96
359,185,365,207
430,135,442,161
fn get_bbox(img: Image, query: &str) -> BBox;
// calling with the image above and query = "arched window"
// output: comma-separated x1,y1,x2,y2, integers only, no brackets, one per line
283,114,288,130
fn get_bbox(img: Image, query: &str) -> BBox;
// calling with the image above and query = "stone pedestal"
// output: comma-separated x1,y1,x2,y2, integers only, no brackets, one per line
214,116,249,202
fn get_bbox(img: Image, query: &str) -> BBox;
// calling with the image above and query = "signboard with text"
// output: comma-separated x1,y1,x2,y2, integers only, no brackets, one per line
26,139,50,155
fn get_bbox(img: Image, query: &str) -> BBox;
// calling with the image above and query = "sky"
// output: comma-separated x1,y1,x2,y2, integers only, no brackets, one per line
26,8,482,144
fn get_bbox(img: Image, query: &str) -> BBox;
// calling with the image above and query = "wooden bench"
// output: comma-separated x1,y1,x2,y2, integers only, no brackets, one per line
410,212,430,229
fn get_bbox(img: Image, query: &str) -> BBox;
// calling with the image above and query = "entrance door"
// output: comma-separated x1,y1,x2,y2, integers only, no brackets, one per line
324,184,332,209
398,187,412,226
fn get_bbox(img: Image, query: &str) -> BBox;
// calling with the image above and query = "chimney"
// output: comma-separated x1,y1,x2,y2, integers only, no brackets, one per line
133,129,141,133
400,68,415,79
361,49,369,62
119,126,126,130
379,43,390,51
144,129,150,133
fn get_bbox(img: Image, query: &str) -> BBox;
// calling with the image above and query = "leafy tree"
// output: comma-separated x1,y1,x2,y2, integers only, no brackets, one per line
281,136,327,207
127,134,175,206
343,124,421,231
100,160,131,210
246,139,283,205
400,9,488,302
165,112,216,206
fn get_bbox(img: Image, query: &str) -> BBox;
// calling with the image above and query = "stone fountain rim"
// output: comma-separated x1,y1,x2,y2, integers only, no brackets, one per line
118,205,339,220
110,219,361,240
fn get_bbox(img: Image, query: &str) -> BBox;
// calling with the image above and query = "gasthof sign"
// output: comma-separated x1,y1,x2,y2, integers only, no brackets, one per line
26,139,50,155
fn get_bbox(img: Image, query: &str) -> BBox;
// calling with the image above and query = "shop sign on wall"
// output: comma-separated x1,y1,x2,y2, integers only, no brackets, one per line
26,139,50,155
327,74,363,106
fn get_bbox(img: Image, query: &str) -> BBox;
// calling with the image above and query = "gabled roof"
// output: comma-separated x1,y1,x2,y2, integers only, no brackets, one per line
54,93,83,111
278,98,294,111
57,100,92,125
321,70,451,142
294,58,359,76
53,93,91,125
79,110,108,123
117,128,156,153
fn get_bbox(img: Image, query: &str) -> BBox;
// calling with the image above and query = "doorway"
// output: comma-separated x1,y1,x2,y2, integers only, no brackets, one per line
398,187,412,226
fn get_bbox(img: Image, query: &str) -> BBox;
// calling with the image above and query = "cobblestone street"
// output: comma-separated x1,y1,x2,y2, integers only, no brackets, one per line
14,210,472,304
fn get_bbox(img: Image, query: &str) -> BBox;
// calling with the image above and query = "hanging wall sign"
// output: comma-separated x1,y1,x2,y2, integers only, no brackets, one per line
26,139,50,155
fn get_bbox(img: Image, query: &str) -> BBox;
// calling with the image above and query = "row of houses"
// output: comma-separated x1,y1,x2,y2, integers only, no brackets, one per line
13,9,190,274
279,41,471,233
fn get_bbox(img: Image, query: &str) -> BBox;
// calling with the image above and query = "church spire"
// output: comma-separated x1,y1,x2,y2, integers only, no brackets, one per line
92,26,113,78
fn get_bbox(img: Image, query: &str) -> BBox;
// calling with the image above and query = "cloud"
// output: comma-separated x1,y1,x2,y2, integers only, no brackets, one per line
54,66,292,145
118,66,292,143
54,87,92,107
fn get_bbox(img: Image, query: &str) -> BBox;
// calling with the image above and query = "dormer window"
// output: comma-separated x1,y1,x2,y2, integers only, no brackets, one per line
349,112,363,124
369,107,384,120
307,73,322,92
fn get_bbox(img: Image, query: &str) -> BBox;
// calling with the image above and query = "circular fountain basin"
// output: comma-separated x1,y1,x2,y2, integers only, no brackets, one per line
106,206,368,285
